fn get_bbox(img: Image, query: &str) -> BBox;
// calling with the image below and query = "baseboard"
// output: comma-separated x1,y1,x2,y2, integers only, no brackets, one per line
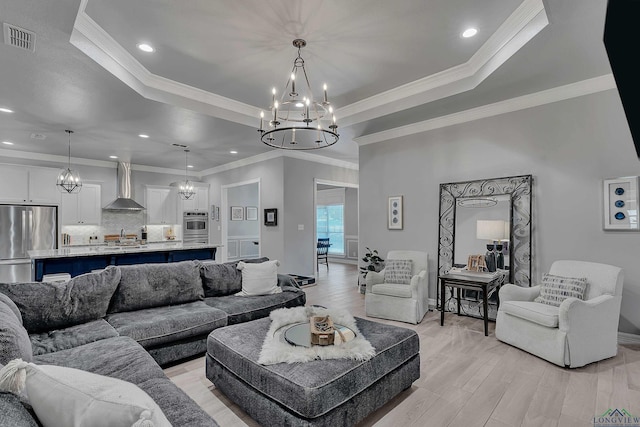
428,298,437,309
327,258,358,265
618,332,640,345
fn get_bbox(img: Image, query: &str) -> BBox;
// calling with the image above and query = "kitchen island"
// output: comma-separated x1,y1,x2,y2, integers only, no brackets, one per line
28,242,221,281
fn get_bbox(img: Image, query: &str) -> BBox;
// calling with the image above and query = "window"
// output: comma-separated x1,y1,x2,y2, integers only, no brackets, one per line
316,187,345,256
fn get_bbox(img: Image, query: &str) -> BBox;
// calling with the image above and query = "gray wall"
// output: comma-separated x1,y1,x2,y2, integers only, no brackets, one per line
359,89,640,335
345,187,359,239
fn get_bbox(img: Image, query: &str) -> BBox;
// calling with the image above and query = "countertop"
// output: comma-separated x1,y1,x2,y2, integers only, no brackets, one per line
28,242,223,259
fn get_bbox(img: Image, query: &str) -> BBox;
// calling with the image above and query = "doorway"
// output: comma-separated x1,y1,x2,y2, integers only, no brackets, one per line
221,179,260,262
313,179,359,275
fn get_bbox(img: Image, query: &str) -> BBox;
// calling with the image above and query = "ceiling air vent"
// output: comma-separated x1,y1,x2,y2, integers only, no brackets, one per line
3,23,36,52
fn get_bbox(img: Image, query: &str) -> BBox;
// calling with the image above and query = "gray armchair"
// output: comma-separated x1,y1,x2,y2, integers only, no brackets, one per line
365,251,429,324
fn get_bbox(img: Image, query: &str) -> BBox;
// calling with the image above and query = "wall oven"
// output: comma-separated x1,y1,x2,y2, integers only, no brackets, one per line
183,211,209,244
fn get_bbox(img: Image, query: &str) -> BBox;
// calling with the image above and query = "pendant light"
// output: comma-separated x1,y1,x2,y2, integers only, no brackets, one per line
178,149,195,200
56,130,82,193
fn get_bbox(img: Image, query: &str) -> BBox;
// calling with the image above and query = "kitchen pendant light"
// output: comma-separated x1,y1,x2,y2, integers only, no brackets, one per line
178,149,195,200
56,130,82,194
258,39,338,150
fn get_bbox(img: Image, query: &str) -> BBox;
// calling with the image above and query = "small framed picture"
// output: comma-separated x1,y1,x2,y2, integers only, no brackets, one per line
603,176,639,230
388,195,403,230
231,206,244,221
246,206,258,221
264,208,277,226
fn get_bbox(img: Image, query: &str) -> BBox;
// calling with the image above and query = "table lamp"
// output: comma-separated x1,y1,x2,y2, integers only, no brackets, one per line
476,220,506,272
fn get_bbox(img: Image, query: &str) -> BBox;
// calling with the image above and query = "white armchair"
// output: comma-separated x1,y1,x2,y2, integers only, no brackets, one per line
495,260,624,368
365,251,429,324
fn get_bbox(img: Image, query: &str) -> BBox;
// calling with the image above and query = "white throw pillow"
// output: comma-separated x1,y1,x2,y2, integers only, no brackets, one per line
236,260,283,296
534,273,588,307
0,359,171,427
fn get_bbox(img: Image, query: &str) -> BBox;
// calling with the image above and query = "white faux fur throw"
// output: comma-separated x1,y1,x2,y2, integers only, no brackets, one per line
257,306,376,365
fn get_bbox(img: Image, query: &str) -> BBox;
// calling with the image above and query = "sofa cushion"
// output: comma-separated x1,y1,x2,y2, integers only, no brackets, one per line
0,266,121,333
534,273,587,307
33,336,219,427
0,298,33,366
384,259,413,285
106,301,227,349
0,361,171,427
371,283,413,298
110,261,204,313
500,301,560,328
0,392,39,427
30,319,119,356
0,293,22,324
204,289,306,325
198,257,269,297
236,260,282,296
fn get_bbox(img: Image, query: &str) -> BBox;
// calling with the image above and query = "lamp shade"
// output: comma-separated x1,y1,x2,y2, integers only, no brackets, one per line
476,220,506,240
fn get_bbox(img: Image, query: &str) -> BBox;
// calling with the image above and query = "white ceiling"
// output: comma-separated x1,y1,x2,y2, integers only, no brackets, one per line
0,0,614,174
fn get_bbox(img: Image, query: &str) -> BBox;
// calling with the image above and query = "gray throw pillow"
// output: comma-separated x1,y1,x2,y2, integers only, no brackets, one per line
0,297,33,365
0,266,121,333
110,261,204,313
0,392,40,427
0,293,22,325
383,259,413,285
534,273,588,307
198,257,269,297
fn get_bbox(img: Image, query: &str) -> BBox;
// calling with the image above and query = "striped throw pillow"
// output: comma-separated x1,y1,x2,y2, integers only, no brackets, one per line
383,259,413,285
534,273,588,307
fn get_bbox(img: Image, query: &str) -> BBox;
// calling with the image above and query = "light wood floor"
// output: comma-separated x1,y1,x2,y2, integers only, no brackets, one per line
164,263,640,427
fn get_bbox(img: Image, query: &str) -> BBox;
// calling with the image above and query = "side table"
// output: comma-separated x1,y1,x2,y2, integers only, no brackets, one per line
438,273,502,336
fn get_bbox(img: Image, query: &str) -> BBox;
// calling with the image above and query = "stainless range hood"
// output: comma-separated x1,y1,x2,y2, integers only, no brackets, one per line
103,162,145,211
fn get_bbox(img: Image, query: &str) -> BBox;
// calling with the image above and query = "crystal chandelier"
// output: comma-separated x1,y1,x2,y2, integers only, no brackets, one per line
178,149,195,200
56,130,82,194
258,39,338,150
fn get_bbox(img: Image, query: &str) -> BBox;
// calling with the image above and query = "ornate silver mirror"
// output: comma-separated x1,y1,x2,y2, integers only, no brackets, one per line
437,175,533,311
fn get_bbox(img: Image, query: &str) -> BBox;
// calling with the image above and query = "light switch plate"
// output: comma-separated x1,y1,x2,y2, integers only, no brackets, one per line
298,224,304,230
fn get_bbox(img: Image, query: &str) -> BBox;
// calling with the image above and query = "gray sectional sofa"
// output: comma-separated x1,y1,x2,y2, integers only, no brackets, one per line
0,258,306,426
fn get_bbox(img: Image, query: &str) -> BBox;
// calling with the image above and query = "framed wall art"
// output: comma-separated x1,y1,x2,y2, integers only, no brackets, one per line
264,208,277,226
231,206,244,221
388,195,403,230
603,176,639,230
245,206,258,221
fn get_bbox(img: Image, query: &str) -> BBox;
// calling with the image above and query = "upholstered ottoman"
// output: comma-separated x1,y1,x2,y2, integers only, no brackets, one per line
205,316,420,426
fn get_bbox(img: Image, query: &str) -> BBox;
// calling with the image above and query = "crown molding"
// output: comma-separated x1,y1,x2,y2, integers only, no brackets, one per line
354,74,617,146
336,0,548,126
71,0,547,130
199,150,358,177
70,0,260,128
0,148,191,176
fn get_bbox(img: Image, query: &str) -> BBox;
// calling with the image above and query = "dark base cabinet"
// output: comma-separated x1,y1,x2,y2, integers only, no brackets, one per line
32,247,217,281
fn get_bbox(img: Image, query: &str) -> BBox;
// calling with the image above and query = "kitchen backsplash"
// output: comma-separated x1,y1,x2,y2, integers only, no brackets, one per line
61,211,183,245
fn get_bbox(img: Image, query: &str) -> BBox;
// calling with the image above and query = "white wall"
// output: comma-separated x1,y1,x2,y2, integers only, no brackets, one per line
359,89,640,335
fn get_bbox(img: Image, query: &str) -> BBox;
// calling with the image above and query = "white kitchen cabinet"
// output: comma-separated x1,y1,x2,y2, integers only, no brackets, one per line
60,183,101,225
0,165,59,204
28,168,61,204
145,186,177,224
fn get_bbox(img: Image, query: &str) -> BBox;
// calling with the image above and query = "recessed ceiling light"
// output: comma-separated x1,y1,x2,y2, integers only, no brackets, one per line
2,141,14,145
462,28,478,38
109,155,118,159
230,150,238,154
0,107,14,113
187,165,194,168
137,43,154,53
138,134,149,138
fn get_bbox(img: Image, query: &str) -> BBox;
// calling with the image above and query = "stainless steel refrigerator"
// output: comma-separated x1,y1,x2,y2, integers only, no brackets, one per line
0,205,57,282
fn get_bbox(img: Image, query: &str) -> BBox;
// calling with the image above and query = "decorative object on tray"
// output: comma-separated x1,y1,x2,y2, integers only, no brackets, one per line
388,195,403,230
603,176,639,230
310,315,335,346
287,274,316,287
264,208,278,226
257,306,375,365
